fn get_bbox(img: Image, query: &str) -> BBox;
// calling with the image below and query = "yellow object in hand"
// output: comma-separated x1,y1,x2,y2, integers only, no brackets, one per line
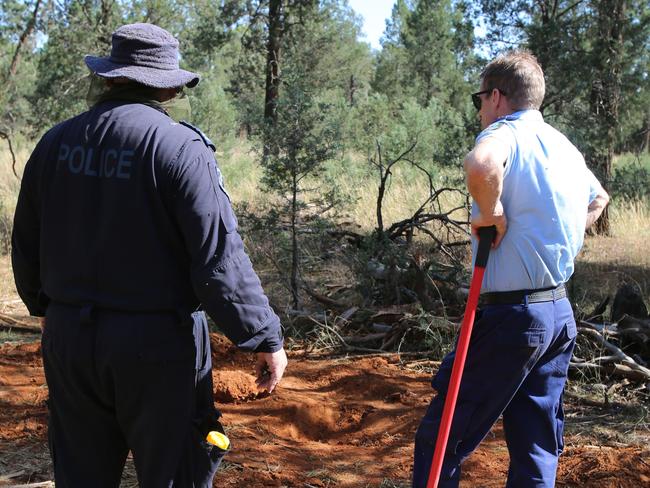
206,431,230,450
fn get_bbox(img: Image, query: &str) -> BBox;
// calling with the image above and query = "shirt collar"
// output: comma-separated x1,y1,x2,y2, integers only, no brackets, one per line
497,109,543,123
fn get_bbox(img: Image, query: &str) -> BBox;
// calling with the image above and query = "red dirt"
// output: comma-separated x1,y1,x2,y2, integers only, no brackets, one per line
1,336,649,487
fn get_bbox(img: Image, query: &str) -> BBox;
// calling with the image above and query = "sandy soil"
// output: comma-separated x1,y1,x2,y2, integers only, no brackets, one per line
1,335,648,487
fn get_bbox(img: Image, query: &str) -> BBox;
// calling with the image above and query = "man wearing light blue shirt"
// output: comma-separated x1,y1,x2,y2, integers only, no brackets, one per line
413,51,609,488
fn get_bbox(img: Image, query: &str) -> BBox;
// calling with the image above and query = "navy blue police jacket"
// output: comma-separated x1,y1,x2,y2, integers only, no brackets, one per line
12,101,283,353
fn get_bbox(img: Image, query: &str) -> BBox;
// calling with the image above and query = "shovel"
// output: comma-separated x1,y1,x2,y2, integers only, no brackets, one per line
426,225,496,488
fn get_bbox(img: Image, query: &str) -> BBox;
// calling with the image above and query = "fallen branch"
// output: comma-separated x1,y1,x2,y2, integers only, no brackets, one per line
7,483,54,488
0,471,26,482
569,360,650,382
341,332,386,344
306,316,382,353
328,350,439,361
578,320,616,334
381,327,405,351
577,326,650,381
0,313,41,333
302,282,348,310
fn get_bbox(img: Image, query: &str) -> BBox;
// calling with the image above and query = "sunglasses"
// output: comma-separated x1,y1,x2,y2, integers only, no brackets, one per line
471,89,507,110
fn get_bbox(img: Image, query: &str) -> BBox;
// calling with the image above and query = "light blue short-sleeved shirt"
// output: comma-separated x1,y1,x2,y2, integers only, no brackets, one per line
470,110,603,292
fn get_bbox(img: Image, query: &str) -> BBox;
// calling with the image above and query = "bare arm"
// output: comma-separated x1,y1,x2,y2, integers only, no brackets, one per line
585,187,610,230
463,138,510,247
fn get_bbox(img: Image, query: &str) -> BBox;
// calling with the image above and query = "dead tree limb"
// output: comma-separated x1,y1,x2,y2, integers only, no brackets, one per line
371,139,418,237
569,360,650,382
301,280,348,310
578,320,615,334
6,482,54,488
306,316,388,354
577,326,650,381
0,313,40,333
0,130,19,178
341,332,386,344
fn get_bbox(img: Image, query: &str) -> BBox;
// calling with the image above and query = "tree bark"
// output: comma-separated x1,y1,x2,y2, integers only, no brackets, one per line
264,0,284,123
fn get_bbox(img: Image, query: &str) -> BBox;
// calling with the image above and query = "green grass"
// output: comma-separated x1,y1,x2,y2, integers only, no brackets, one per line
613,151,650,171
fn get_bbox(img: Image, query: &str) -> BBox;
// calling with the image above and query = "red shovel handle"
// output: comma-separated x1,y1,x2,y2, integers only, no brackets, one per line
426,226,496,488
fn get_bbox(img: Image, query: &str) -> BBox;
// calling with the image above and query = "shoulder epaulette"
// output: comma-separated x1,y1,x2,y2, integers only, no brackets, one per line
179,120,216,152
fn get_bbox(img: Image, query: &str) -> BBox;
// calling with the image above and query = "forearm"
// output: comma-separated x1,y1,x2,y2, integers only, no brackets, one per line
195,251,283,353
585,189,610,230
463,139,509,246
465,161,503,214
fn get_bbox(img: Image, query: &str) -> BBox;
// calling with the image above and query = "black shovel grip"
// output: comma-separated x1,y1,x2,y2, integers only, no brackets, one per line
475,226,497,268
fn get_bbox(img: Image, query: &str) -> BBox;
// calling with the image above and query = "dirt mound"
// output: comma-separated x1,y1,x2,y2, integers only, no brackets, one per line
210,333,256,370
558,446,650,487
212,370,260,403
1,335,649,487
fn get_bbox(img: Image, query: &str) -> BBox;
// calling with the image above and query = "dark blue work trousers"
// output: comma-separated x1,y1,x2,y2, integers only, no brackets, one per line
413,297,577,488
41,303,226,487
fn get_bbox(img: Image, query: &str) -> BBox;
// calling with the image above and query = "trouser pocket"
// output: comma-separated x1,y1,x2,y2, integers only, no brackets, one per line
173,311,228,487
188,418,230,487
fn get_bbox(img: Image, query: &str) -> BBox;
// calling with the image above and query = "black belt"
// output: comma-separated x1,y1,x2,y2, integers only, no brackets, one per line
481,284,567,305
50,301,198,326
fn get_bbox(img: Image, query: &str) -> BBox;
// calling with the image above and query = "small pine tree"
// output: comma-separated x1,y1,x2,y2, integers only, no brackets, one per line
260,69,341,309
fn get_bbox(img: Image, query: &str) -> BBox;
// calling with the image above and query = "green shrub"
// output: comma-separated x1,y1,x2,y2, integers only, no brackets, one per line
611,158,650,202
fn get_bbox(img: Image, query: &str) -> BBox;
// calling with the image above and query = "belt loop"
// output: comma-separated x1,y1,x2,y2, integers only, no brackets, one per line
523,294,529,308
79,304,94,325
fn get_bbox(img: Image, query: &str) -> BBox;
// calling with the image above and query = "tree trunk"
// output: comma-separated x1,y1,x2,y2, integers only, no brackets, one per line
639,109,650,154
349,74,356,107
290,171,300,310
592,154,612,235
375,144,386,238
264,0,284,123
589,0,626,236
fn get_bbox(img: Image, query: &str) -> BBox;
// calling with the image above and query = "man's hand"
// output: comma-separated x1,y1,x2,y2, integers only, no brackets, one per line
585,187,610,230
39,317,46,331
255,348,288,393
471,200,507,248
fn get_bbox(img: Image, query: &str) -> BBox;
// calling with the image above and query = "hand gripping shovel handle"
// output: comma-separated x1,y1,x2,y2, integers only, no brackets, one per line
426,226,496,488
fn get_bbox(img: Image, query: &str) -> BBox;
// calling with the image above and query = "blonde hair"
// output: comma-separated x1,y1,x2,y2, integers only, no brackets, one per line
481,50,545,110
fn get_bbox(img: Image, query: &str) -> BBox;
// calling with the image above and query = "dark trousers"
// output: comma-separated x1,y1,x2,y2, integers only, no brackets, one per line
41,303,226,487
413,298,576,488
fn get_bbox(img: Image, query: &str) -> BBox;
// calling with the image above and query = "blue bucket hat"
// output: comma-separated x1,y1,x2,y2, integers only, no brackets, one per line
84,23,200,89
